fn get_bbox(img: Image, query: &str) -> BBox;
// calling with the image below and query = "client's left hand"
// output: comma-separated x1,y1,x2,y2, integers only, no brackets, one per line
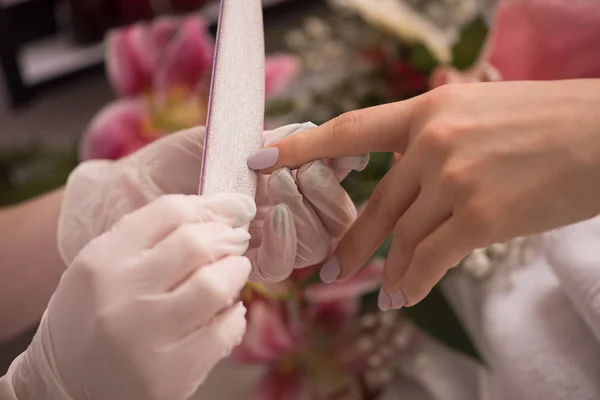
59,123,367,283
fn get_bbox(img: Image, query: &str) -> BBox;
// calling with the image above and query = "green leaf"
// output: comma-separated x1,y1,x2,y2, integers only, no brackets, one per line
402,285,484,363
0,148,77,206
265,99,296,117
409,43,439,74
451,17,488,71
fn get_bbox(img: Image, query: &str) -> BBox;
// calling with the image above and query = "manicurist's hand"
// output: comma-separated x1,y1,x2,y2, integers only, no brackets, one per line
60,123,366,284
1,194,255,400
247,79,600,310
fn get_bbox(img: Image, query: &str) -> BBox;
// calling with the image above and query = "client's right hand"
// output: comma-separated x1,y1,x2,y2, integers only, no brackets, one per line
1,193,255,400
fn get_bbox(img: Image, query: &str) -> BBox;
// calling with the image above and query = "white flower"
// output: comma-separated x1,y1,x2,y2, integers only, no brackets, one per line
330,0,479,63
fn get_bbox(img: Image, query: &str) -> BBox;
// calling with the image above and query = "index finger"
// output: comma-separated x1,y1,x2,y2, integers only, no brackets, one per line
247,100,418,173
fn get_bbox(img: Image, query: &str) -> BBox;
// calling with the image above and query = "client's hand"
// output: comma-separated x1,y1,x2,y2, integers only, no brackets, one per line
2,194,254,400
247,79,600,309
58,123,367,283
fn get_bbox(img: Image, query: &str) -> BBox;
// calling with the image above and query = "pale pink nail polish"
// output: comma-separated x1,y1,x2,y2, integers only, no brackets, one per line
247,147,279,170
320,256,340,283
391,290,406,309
378,287,390,311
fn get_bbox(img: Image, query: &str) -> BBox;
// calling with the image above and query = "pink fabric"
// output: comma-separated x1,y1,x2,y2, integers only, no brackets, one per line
431,0,600,86
488,0,600,80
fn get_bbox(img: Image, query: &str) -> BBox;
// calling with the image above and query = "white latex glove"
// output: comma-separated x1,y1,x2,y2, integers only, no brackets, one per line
0,193,255,400
59,123,367,283
247,122,368,282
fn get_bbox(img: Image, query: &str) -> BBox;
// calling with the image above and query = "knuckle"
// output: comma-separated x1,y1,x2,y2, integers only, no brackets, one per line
154,195,191,220
440,161,472,194
418,119,456,155
174,224,206,258
427,83,463,107
72,238,109,278
463,199,495,246
331,111,363,142
367,187,389,216
194,269,231,306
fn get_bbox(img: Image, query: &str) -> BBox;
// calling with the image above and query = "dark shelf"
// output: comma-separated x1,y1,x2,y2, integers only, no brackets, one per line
0,0,323,109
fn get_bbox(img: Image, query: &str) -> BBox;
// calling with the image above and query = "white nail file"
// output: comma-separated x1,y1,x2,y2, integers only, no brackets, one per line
199,0,265,214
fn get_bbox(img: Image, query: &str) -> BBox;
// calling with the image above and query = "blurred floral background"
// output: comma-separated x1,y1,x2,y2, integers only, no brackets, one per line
1,0,499,398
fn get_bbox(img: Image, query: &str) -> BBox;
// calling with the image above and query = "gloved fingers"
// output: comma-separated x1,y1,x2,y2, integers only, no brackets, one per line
164,256,251,338
296,160,357,241
121,126,205,196
262,122,369,182
247,204,297,283
262,123,312,147
86,194,256,262
267,168,330,268
328,153,370,182
172,302,247,387
136,223,251,293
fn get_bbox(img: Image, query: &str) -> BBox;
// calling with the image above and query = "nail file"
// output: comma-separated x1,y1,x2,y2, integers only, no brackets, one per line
198,0,265,222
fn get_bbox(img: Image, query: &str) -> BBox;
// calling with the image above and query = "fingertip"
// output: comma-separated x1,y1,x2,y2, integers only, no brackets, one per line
319,255,340,283
332,154,370,173
247,147,279,171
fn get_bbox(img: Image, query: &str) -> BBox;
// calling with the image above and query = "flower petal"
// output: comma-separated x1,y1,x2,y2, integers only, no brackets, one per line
255,369,309,400
232,300,299,363
106,24,156,97
153,16,214,97
306,298,359,334
80,99,158,161
265,54,301,98
150,16,180,50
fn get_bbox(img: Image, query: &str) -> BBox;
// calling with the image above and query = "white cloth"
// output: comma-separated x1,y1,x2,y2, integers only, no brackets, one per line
438,216,600,400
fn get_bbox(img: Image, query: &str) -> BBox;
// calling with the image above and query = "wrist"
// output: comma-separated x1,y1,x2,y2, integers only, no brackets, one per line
11,314,75,400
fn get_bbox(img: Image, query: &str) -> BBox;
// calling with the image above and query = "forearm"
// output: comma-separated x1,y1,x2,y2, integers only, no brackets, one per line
0,189,65,343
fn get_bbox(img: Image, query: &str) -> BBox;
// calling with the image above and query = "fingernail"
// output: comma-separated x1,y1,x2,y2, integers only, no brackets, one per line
247,147,279,170
390,290,406,309
378,287,390,311
320,256,340,283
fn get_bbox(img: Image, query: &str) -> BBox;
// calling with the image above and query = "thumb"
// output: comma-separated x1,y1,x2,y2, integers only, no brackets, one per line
247,100,419,174
121,126,206,195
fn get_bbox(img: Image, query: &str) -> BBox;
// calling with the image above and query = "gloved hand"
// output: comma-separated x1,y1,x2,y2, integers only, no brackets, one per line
59,122,367,283
1,193,255,400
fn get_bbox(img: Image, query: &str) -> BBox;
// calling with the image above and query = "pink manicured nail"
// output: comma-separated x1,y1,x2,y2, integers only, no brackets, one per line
390,290,406,309
247,147,279,170
320,256,340,283
378,287,390,311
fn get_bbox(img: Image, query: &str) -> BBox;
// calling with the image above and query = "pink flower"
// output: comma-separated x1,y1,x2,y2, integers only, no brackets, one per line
152,17,214,98
107,16,214,98
431,0,600,87
255,368,310,400
388,61,428,97
265,54,302,98
232,261,383,400
233,299,301,363
79,100,159,160
82,15,301,161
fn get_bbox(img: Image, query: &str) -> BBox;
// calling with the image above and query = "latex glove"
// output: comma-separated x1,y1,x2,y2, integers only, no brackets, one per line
246,79,600,309
59,123,367,283
0,193,255,400
247,122,368,282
